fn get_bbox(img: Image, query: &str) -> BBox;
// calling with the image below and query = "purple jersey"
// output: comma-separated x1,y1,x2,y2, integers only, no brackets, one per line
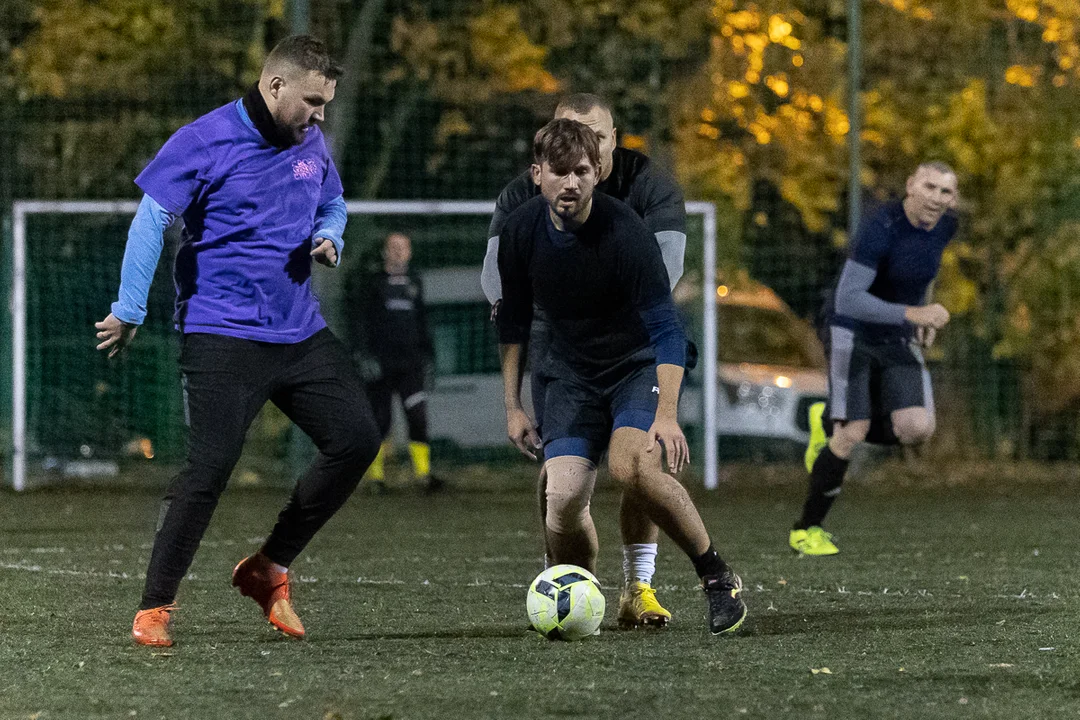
136,101,344,343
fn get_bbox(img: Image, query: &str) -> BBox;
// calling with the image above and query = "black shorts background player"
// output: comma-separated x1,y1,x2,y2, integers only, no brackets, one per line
792,162,958,556
346,232,442,493
496,118,746,635
481,93,688,628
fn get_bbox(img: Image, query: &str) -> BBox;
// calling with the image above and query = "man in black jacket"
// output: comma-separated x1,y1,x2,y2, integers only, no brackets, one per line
349,232,441,493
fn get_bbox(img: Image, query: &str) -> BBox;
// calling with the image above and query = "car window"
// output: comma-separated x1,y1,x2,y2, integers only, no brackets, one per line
718,305,823,369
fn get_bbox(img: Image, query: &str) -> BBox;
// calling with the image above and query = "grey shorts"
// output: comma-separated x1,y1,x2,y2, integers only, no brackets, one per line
827,326,934,423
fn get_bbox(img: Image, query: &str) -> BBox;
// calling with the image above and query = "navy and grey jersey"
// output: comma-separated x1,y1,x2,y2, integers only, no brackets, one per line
828,201,958,342
497,193,685,380
482,146,687,303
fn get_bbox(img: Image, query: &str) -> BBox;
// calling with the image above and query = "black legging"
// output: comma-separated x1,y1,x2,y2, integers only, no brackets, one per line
365,366,429,442
140,329,380,609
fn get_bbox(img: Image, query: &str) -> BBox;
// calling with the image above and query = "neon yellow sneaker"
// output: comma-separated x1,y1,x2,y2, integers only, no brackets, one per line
789,526,839,556
618,581,672,628
804,401,828,474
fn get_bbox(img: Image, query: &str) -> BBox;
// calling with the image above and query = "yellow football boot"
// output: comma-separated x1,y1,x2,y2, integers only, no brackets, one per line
618,581,672,628
789,526,840,556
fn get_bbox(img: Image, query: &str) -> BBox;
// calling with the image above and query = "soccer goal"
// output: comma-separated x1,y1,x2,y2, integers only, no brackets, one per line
8,199,720,491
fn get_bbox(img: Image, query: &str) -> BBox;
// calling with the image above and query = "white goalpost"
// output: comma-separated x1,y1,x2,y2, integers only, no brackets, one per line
9,199,719,492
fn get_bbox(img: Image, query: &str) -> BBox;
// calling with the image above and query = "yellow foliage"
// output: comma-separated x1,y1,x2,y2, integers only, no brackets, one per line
1004,65,1038,87
768,15,793,43
727,10,761,30
766,75,790,97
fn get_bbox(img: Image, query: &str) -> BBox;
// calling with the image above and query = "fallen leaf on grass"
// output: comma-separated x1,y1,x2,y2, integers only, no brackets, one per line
810,667,833,675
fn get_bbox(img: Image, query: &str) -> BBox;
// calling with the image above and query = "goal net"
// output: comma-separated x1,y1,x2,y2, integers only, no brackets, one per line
8,200,720,491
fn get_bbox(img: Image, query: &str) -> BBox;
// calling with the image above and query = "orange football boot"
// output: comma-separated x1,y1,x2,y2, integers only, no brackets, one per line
231,553,305,638
132,603,177,647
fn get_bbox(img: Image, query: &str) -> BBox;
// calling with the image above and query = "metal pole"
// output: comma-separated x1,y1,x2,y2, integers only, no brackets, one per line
847,0,863,236
12,204,26,491
291,0,310,34
700,204,719,490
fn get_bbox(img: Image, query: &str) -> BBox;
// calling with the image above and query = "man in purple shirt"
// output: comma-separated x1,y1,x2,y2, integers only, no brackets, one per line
95,35,381,647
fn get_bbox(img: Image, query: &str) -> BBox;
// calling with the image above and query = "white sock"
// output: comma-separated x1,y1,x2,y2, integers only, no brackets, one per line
623,543,658,586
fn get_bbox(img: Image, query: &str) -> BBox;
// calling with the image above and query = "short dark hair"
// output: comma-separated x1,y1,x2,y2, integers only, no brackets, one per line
555,93,612,118
533,119,600,175
265,35,344,81
916,160,955,177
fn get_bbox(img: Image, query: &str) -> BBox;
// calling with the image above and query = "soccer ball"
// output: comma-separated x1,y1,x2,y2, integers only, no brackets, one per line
526,564,605,640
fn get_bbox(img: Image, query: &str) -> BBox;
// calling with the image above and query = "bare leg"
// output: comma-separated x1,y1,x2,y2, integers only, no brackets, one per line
620,494,660,545
543,456,599,574
608,428,710,558
536,464,552,563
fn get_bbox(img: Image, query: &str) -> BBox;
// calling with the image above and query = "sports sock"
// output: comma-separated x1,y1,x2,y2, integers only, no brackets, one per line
796,445,849,530
622,543,658,585
691,543,730,580
368,442,389,481
408,441,431,478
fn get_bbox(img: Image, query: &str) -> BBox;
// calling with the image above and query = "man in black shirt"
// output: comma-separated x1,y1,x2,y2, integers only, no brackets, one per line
348,233,441,493
483,94,687,628
498,118,746,635
794,162,957,555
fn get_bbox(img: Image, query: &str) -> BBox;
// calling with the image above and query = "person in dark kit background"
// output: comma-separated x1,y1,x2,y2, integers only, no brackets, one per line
347,232,442,493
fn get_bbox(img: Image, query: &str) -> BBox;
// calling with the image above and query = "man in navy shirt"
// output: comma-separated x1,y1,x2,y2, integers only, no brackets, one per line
792,162,957,555
483,94,688,628
498,118,746,635
95,36,381,646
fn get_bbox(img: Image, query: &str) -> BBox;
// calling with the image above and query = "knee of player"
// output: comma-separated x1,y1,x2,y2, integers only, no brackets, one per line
894,412,935,445
544,456,597,534
330,423,382,467
606,451,639,487
830,420,869,456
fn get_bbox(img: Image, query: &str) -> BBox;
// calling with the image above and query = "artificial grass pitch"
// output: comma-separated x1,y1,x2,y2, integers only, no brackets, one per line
3,464,1080,719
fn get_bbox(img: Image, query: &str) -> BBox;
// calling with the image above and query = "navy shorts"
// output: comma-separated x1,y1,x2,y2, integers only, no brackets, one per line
827,326,933,423
542,353,659,464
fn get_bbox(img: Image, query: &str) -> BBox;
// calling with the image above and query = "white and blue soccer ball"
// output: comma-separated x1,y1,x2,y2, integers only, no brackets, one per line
526,564,605,640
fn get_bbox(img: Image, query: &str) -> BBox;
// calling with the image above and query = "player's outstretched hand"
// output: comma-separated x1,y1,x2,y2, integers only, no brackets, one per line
646,416,689,474
311,238,338,267
95,313,138,358
506,407,541,461
904,303,950,330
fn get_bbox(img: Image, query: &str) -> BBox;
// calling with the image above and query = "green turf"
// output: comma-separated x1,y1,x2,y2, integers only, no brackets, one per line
3,463,1080,719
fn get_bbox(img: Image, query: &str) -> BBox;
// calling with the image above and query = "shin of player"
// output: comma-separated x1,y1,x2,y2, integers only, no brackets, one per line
794,162,958,556
498,119,746,634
